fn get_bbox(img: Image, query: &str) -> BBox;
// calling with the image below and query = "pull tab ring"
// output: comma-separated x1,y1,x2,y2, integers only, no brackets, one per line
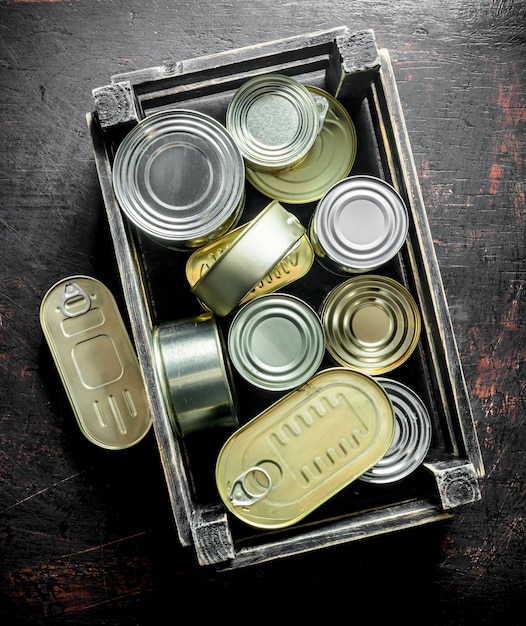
61,282,91,318
228,466,272,507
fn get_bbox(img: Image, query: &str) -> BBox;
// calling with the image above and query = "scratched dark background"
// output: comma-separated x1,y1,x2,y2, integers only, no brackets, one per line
1,1,525,624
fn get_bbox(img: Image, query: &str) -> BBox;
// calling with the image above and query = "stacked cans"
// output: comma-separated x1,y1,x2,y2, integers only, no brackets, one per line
108,72,434,524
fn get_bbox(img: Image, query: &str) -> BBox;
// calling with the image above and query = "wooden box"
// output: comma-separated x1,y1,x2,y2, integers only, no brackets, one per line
87,27,484,569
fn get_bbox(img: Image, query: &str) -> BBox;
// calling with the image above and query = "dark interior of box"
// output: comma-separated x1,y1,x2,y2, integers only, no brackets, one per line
105,70,450,544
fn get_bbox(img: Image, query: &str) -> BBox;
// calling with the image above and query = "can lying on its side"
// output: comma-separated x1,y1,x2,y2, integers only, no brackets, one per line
215,368,395,529
152,313,239,437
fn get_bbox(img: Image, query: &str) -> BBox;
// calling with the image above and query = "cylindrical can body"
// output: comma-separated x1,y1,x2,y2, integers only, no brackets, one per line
152,313,238,436
226,74,320,172
359,378,433,484
309,175,409,274
319,274,421,375
112,109,245,249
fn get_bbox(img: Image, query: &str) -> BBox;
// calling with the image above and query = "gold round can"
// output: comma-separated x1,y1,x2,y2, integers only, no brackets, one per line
245,86,357,204
226,74,320,172
319,275,421,375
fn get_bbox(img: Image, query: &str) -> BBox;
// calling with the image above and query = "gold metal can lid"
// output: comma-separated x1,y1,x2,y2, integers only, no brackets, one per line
112,109,245,249
40,276,152,450
320,275,421,375
227,294,325,391
359,377,432,484
189,200,306,317
246,86,357,204
152,313,238,437
226,74,320,172
215,367,395,529
310,175,409,273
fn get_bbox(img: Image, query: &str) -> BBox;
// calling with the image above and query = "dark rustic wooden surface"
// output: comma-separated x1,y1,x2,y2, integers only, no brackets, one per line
1,1,525,624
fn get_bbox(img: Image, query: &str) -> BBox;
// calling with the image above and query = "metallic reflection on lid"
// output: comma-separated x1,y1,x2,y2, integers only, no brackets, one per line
112,109,245,249
320,274,421,375
226,74,320,172
227,294,325,391
246,86,357,204
309,175,409,273
359,378,432,484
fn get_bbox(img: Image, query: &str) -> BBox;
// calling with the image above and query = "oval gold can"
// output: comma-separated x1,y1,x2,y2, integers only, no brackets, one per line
215,368,395,529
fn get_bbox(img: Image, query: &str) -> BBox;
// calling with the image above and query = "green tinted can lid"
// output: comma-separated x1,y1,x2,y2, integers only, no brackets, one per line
112,109,245,249
310,175,409,273
226,74,320,172
227,294,325,391
246,86,357,204
359,378,432,484
320,275,421,375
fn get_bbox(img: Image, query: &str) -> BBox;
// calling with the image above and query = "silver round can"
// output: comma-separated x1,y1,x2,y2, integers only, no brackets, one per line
309,175,409,274
226,74,320,172
359,377,432,484
152,313,239,436
227,294,325,391
319,274,421,375
112,109,245,250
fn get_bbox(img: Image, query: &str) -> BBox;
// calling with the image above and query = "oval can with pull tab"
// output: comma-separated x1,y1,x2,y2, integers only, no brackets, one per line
40,275,152,450
215,367,395,529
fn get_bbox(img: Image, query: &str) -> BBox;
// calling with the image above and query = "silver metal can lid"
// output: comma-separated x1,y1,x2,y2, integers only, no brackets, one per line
112,109,245,249
227,294,325,391
319,274,421,375
310,175,409,273
359,377,432,484
226,74,320,172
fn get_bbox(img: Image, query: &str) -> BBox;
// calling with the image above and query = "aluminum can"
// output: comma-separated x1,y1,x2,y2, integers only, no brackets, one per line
359,378,433,484
152,313,239,437
319,275,421,375
226,74,320,172
246,86,357,204
40,276,152,450
189,200,306,317
227,294,325,391
309,175,409,274
112,109,245,249
215,368,395,529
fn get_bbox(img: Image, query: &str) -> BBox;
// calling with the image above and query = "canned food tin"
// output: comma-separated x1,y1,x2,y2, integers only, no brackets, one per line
215,367,395,529
320,275,421,375
226,74,321,172
189,200,306,317
227,294,325,391
186,221,314,310
152,313,238,437
246,86,357,204
112,109,245,249
40,276,152,450
359,378,432,484
309,175,409,274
